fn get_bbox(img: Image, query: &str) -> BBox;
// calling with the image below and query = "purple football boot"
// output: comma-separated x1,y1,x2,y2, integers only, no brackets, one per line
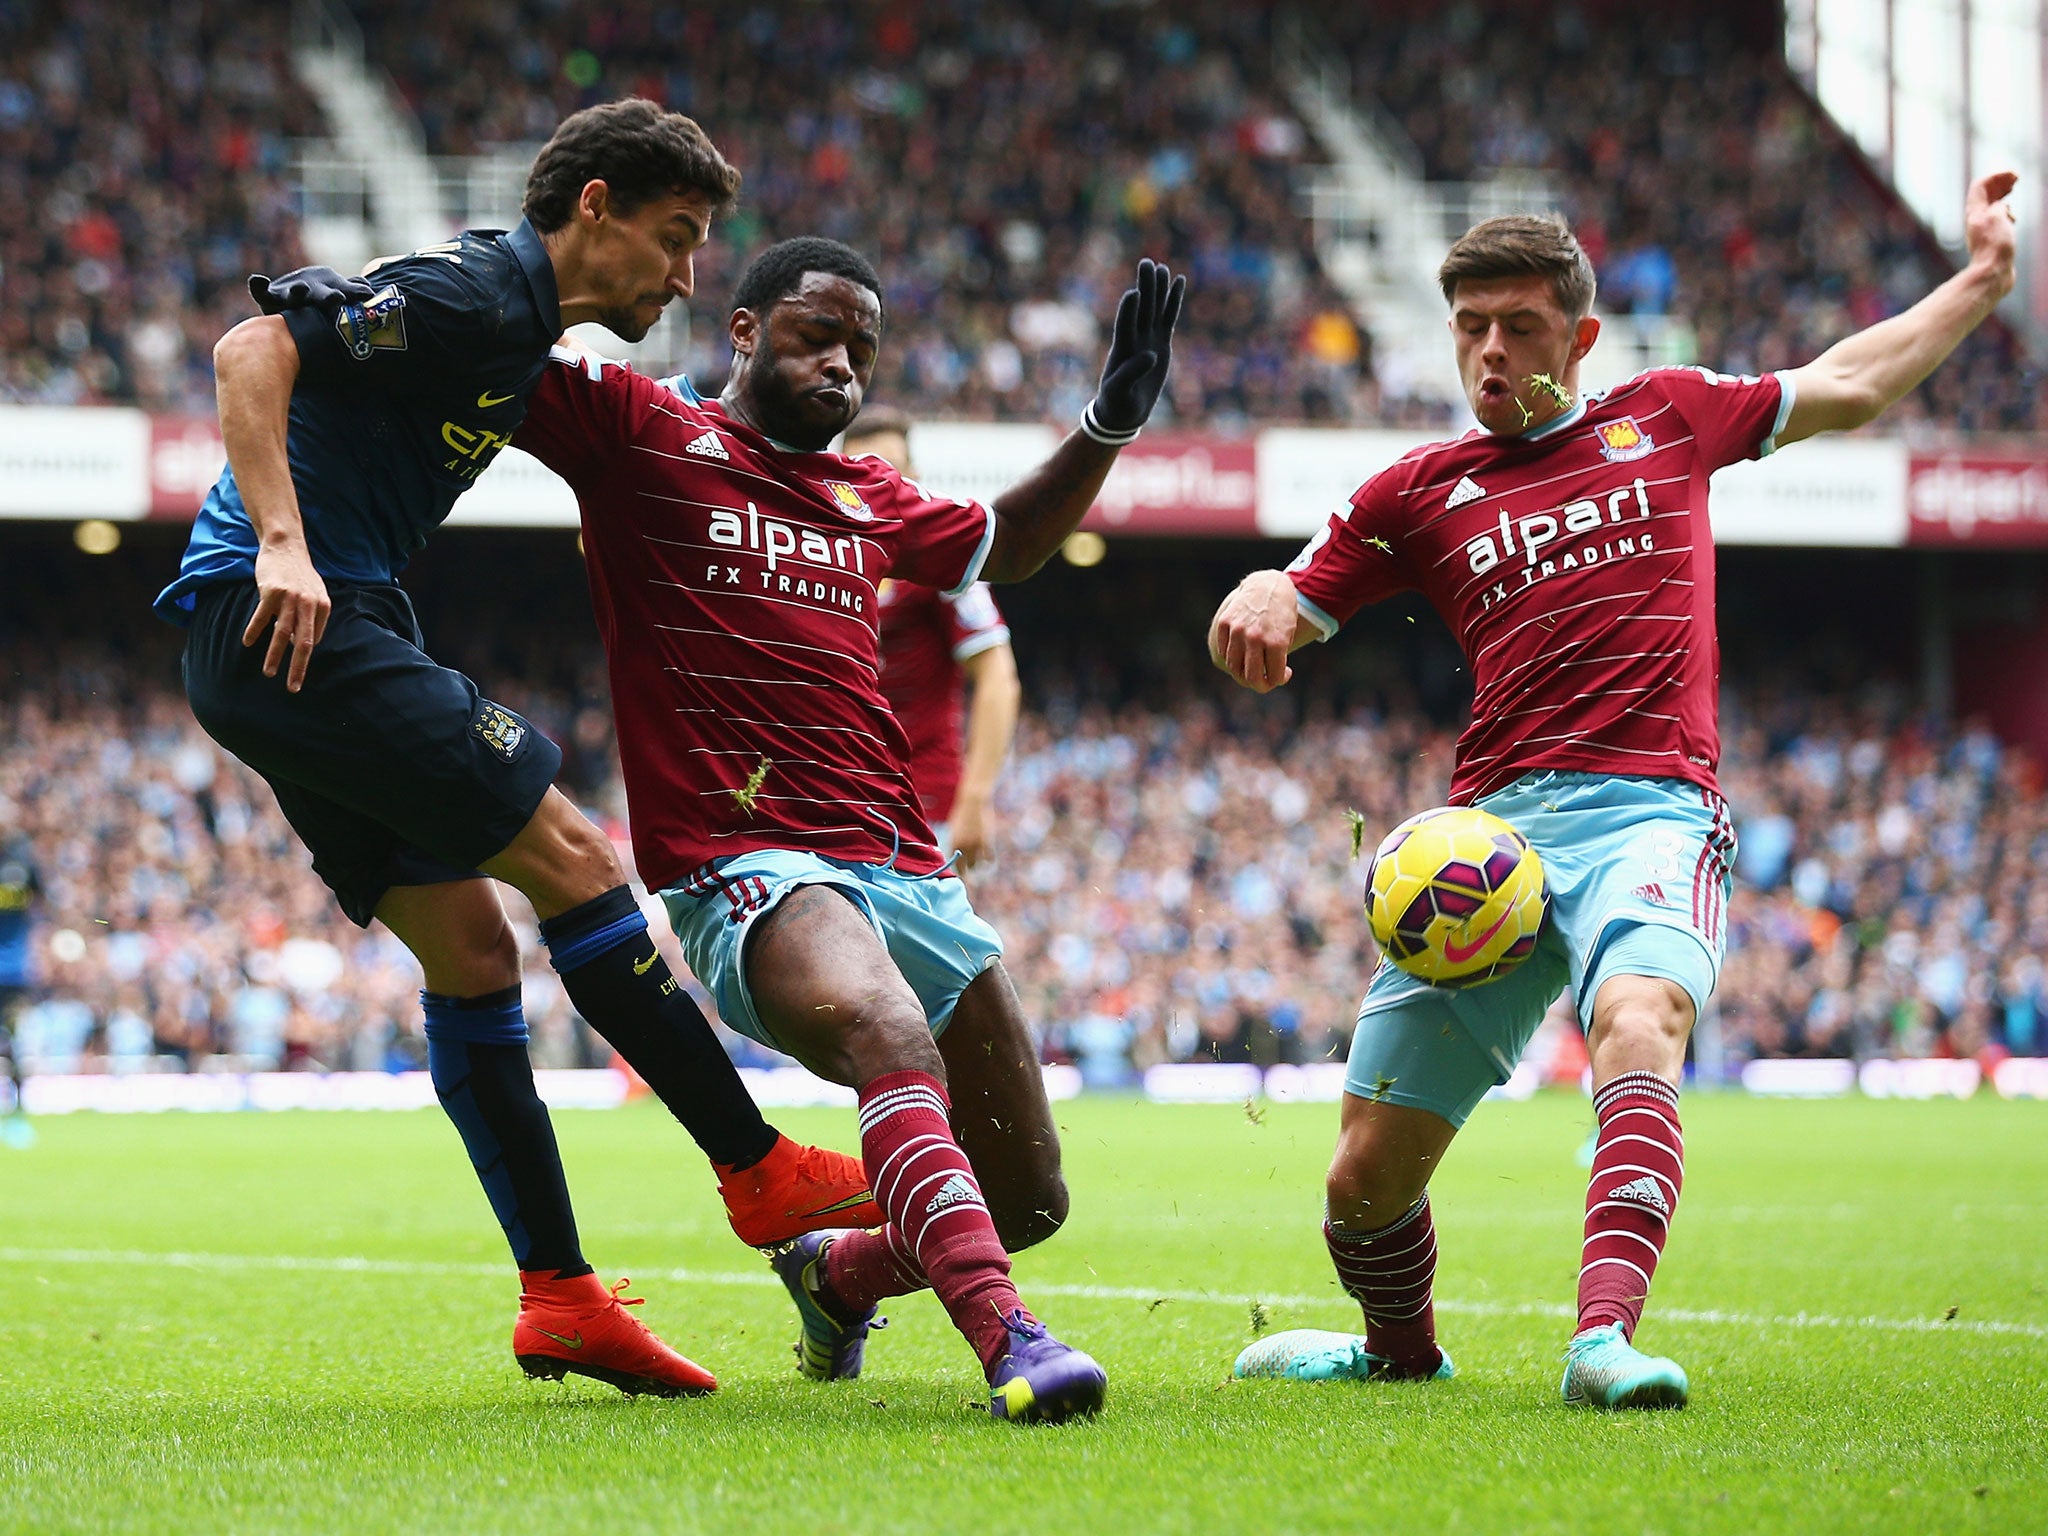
987,1309,1107,1425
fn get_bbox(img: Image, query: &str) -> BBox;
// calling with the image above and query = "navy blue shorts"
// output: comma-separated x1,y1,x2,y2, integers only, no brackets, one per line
182,581,561,926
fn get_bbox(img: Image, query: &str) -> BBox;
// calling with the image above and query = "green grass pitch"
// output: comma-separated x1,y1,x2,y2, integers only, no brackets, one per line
1,1092,2042,1534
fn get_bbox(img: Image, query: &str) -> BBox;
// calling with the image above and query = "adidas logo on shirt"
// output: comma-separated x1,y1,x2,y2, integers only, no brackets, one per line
1446,475,1485,509
925,1173,983,1216
684,429,730,460
1606,1174,1671,1216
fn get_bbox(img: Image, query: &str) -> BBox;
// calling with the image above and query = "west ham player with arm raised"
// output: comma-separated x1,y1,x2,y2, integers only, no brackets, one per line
847,407,1022,869
515,240,1184,1423
157,102,878,1399
1211,173,2018,1409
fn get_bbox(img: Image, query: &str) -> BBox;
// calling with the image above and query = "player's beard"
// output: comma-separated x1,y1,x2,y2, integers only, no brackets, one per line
746,334,852,452
597,301,659,344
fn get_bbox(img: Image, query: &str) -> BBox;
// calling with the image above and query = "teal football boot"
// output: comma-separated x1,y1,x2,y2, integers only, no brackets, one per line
1560,1323,1689,1409
1233,1329,1454,1382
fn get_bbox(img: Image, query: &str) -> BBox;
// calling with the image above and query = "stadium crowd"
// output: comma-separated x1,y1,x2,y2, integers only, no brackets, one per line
6,646,2043,1084
0,0,317,411
4,0,2030,435
0,643,610,1078
1328,0,2039,433
348,0,1377,428
4,5,2043,1086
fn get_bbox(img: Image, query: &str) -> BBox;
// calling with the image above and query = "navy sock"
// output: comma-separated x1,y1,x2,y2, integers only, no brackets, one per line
539,886,777,1169
422,986,590,1277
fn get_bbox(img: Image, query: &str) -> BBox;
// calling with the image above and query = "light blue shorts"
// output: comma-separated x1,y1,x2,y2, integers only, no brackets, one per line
658,850,1004,1053
1346,772,1736,1127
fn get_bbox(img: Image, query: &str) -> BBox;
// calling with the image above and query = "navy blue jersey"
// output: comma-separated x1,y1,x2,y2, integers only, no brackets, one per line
155,221,562,623
0,847,39,990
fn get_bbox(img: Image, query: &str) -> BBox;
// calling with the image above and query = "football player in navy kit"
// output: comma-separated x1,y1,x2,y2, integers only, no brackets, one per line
155,100,876,1397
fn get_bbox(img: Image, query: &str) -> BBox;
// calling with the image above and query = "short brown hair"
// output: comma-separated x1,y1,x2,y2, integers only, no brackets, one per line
843,404,913,447
1437,215,1596,319
523,99,741,234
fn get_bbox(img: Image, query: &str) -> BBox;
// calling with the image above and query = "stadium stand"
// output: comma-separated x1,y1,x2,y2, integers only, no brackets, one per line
4,535,2039,1082
1324,0,2039,432
346,0,1375,428
0,636,618,1076
0,0,319,411
2,4,2042,1091
2,1,2029,433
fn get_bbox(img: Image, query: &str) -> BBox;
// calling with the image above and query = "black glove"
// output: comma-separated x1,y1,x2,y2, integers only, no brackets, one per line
1083,257,1187,444
249,266,375,317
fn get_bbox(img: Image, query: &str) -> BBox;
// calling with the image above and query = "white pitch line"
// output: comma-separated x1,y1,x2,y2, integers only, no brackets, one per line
2,1245,2043,1343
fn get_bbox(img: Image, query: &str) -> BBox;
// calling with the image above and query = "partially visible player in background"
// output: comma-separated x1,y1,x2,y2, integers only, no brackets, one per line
160,101,876,1399
848,408,1022,868
0,835,40,1147
1213,172,2019,1409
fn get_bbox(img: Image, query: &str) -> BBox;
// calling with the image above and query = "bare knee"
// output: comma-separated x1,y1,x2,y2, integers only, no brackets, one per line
477,913,519,979
991,1169,1068,1253
540,808,625,893
1324,1105,1448,1233
1596,1001,1686,1058
379,882,521,996
1588,976,1694,1082
483,791,626,917
428,914,518,997
1325,1148,1426,1234
820,1005,944,1088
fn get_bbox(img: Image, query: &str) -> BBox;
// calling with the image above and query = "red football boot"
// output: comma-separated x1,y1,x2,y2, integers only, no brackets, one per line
514,1272,717,1398
715,1133,882,1247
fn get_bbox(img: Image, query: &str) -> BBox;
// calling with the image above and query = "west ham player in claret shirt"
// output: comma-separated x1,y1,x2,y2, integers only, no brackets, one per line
848,407,1022,869
516,239,1184,1424
1211,172,2019,1408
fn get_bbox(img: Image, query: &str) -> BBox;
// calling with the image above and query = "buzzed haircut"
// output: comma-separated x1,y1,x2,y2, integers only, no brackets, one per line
1438,215,1597,319
732,237,885,324
523,99,741,234
843,403,913,447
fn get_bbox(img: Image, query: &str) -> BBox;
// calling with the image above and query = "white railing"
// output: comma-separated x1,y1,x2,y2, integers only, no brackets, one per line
291,0,363,59
1276,8,1575,405
1277,9,1704,404
438,149,537,232
293,147,535,242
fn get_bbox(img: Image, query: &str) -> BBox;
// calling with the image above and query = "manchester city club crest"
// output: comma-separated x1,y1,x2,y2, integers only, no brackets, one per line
1593,417,1655,462
470,701,527,761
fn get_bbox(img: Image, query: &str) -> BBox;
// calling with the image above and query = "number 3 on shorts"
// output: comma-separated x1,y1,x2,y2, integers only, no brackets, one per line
1644,830,1684,883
